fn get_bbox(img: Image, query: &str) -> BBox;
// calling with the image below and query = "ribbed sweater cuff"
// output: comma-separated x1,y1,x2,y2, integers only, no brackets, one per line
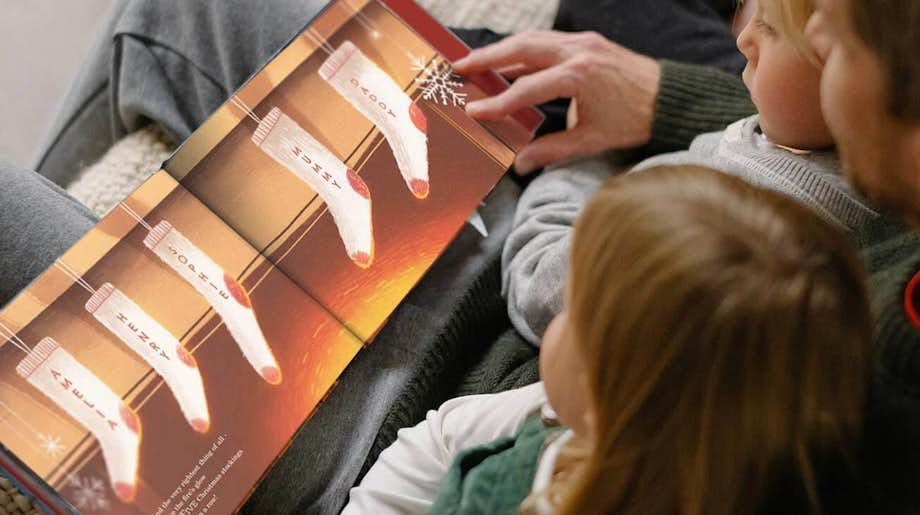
649,59,756,154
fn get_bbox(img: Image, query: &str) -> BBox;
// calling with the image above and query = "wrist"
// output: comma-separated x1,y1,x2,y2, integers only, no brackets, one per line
605,44,660,148
631,54,661,146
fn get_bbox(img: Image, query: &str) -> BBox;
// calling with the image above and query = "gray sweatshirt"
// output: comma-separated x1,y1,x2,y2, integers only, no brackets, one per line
501,115,879,345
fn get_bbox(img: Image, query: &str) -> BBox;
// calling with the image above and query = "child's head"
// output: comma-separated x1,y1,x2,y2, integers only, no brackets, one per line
806,0,920,227
539,165,872,515
736,0,834,150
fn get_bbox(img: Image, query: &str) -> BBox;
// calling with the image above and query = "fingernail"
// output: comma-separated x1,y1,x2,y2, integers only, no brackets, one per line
465,101,483,116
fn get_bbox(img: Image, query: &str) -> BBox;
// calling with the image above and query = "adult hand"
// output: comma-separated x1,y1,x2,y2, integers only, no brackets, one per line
453,30,661,174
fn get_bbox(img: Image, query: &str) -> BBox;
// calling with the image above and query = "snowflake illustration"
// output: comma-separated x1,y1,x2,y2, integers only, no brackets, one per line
68,475,110,512
411,56,467,107
38,433,65,460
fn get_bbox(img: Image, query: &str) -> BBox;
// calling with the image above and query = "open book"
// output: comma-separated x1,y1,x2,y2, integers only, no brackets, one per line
0,1,541,513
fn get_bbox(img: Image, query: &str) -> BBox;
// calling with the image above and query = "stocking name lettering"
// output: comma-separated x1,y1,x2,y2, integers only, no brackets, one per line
350,77,397,119
167,245,231,301
115,312,171,361
50,369,119,430
290,146,342,189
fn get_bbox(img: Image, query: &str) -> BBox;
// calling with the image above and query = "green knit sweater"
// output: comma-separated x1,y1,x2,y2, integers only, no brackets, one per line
428,414,558,515
855,214,920,394
850,214,920,511
649,60,756,153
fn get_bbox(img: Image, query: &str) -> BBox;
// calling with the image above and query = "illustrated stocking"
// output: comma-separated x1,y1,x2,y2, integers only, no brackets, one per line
85,284,210,433
251,107,375,267
319,40,430,199
143,221,282,385
17,337,140,503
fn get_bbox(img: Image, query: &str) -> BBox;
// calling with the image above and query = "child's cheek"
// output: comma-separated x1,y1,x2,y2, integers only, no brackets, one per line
755,60,831,149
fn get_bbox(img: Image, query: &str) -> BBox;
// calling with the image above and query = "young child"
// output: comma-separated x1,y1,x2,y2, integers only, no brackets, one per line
502,0,879,345
341,165,872,515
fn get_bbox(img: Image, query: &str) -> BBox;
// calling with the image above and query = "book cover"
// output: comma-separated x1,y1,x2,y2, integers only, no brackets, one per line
0,1,542,513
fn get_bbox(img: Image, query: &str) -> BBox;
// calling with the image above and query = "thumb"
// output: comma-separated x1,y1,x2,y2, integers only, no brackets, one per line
514,128,595,175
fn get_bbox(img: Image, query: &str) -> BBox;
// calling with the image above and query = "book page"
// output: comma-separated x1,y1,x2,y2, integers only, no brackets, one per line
0,172,362,514
163,0,541,340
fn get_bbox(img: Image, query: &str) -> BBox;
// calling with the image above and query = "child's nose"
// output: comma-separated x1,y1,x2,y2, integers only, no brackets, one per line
736,22,757,64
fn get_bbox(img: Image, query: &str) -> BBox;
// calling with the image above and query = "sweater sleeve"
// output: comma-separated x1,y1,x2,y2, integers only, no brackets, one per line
648,60,756,153
501,158,618,345
341,383,548,515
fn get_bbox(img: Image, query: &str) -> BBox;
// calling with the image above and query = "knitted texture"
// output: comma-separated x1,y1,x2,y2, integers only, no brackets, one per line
428,414,553,515
636,115,877,232
650,59,756,154
415,0,558,33
851,214,920,514
0,475,40,515
65,125,173,217
856,215,920,396
456,328,539,397
357,256,510,481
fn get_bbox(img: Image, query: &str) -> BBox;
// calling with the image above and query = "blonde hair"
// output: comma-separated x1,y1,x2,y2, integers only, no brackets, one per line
545,166,871,515
760,0,820,64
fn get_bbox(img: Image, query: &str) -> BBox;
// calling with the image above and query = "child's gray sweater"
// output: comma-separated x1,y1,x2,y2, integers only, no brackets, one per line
502,115,879,345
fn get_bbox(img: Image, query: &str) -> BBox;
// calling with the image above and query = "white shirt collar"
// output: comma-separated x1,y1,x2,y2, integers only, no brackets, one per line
529,427,575,515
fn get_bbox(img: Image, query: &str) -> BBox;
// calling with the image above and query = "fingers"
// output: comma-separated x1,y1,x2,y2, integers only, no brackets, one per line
495,63,542,79
514,128,602,175
453,31,564,75
466,66,578,120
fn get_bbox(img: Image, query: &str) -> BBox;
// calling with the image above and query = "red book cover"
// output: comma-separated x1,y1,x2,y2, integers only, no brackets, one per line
0,1,542,513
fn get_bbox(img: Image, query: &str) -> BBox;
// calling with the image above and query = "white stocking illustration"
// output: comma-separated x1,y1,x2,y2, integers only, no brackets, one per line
143,221,282,385
251,107,375,268
320,40,430,199
85,284,210,433
17,337,140,503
